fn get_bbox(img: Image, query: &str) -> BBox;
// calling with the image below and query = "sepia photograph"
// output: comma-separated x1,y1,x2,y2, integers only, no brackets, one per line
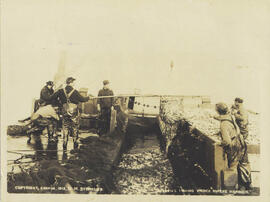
1,0,270,201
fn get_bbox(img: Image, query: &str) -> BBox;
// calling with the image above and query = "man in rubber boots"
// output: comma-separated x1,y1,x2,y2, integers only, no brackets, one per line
51,77,90,149
215,102,252,190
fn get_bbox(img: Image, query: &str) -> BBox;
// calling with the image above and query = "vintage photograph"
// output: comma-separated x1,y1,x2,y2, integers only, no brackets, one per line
1,0,269,201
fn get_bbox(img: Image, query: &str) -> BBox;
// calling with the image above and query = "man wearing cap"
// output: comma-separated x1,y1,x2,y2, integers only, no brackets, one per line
51,77,90,149
52,77,90,105
97,80,114,135
20,81,55,122
33,81,55,112
40,81,54,105
231,98,249,140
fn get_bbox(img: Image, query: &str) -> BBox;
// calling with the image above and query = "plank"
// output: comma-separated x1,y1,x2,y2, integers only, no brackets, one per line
110,109,117,132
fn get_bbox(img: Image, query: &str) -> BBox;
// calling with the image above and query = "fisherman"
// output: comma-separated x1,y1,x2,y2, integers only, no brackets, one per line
97,80,114,135
215,102,252,190
231,98,249,140
33,81,55,112
51,77,90,149
19,81,55,123
40,81,55,105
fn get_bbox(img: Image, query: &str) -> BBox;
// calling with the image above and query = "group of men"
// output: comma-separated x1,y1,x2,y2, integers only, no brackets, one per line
27,79,253,190
29,77,115,149
215,98,251,190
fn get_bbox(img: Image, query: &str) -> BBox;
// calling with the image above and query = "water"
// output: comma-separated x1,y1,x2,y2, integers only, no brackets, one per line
7,131,97,174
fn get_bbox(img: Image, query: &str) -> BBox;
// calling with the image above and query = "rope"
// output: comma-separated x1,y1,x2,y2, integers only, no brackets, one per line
7,151,26,155
88,94,209,99
8,161,38,166
7,157,66,164
8,149,75,153
142,96,145,117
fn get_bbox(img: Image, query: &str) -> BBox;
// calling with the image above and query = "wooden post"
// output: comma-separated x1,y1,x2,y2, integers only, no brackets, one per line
31,98,37,114
110,109,117,133
213,143,227,189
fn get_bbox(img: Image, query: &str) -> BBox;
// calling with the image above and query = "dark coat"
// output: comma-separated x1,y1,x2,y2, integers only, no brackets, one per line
51,85,89,106
97,88,114,108
40,86,54,105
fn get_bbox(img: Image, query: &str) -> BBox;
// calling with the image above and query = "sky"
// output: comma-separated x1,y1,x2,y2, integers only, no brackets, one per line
1,0,270,125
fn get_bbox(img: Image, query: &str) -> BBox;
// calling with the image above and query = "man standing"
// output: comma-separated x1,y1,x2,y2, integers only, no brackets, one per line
97,80,114,135
52,77,90,149
232,98,249,140
215,102,251,190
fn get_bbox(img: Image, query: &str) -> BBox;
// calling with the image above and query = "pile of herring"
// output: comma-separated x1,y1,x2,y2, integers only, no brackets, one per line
160,97,260,145
113,148,176,194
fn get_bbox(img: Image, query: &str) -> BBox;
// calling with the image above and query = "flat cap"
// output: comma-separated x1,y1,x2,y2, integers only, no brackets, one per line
103,80,109,85
66,77,76,84
215,102,229,115
234,97,243,103
46,81,54,86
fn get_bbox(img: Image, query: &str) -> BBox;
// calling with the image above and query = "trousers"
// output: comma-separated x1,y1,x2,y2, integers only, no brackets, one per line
224,135,251,189
99,107,111,135
62,113,80,149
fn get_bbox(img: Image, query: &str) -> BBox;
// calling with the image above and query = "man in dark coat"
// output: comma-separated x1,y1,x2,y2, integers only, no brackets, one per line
20,81,55,122
51,77,90,149
52,77,90,105
33,81,54,112
97,80,114,135
40,81,54,105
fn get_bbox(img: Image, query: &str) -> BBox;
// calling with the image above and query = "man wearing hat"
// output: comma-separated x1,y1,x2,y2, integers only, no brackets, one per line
40,81,54,105
51,77,90,149
97,80,114,135
52,77,90,106
231,98,249,140
33,81,55,112
20,80,55,123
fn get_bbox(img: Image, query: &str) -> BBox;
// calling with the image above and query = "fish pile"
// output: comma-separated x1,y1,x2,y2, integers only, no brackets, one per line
158,117,179,153
183,108,260,144
183,108,221,141
160,97,184,125
113,148,176,194
159,97,185,152
247,114,260,145
159,98,260,145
